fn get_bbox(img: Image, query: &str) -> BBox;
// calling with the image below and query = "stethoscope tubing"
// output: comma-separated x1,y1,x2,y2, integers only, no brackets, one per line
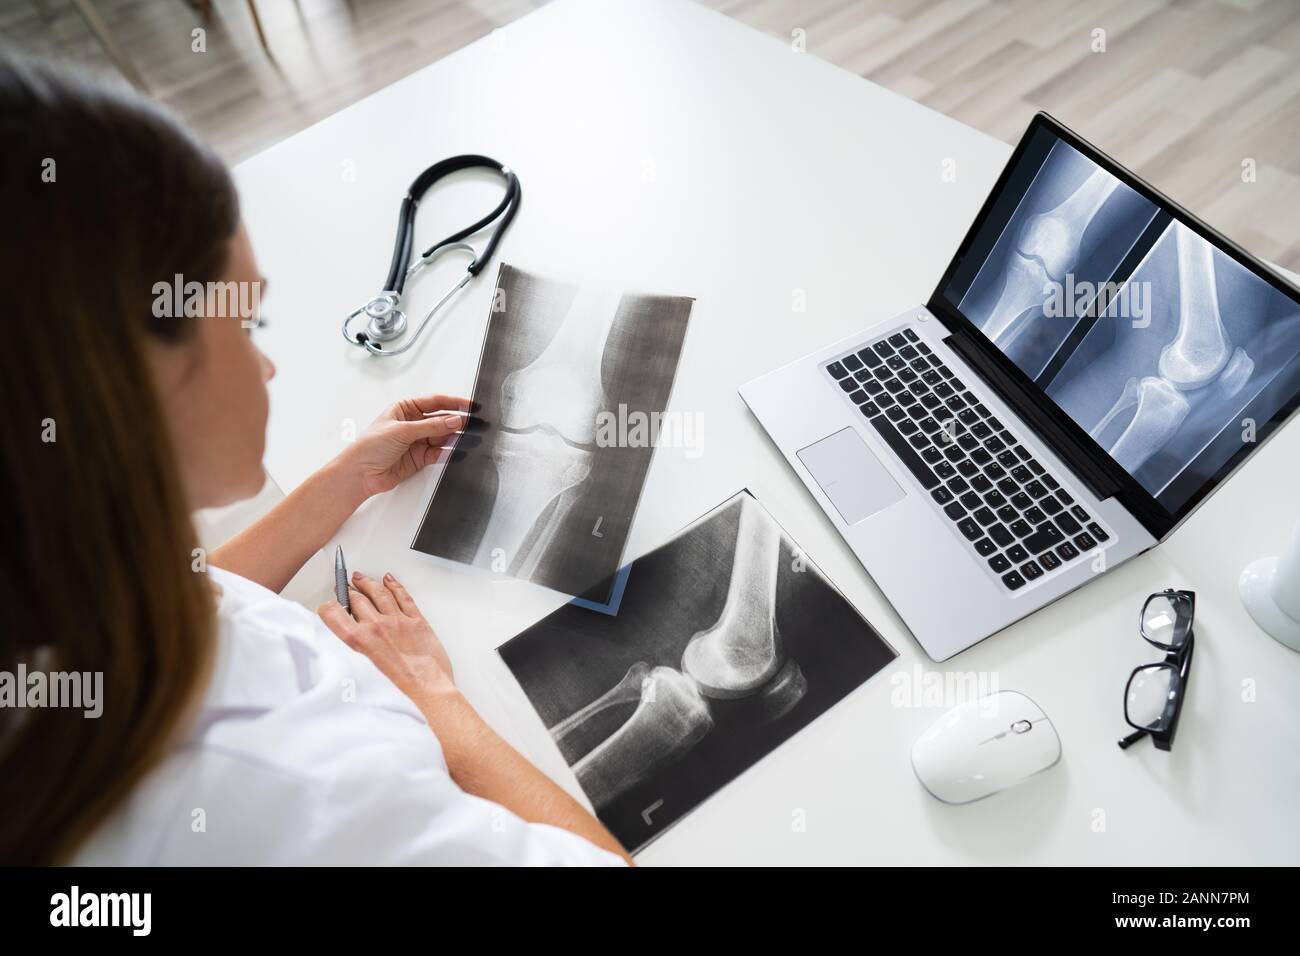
344,154,519,356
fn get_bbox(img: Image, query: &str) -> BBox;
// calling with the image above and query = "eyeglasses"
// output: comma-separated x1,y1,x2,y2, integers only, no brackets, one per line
1118,589,1195,751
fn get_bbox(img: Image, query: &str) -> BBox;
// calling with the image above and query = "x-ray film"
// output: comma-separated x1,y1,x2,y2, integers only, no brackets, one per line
498,491,897,853
412,264,694,601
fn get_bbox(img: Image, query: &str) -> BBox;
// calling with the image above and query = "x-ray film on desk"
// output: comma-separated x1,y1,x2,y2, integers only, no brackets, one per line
411,264,694,602
498,491,898,852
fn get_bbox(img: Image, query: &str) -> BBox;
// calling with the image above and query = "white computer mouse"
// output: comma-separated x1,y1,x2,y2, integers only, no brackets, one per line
911,690,1061,804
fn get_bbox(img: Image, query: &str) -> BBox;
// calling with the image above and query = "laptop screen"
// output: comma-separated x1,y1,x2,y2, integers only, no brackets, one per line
938,123,1300,514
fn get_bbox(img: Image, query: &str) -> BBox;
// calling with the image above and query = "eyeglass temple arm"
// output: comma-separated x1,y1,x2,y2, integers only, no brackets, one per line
1117,728,1147,750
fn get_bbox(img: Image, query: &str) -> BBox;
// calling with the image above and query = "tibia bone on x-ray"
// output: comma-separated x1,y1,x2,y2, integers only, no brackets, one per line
474,283,621,574
1091,376,1190,473
1158,223,1233,389
983,169,1120,346
572,666,713,810
682,494,807,719
475,433,592,578
550,661,650,764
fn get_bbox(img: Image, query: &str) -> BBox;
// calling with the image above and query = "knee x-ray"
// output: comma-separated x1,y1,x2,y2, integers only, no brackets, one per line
412,264,693,601
1047,223,1300,506
499,492,897,852
941,125,1300,512
954,137,1159,379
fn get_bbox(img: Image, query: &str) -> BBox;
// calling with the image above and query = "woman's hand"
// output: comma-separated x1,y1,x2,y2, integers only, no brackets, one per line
320,572,633,865
318,571,457,710
209,394,470,597
333,393,471,502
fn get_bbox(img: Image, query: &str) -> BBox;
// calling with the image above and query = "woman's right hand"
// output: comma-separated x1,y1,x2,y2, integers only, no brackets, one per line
318,571,457,710
321,571,632,865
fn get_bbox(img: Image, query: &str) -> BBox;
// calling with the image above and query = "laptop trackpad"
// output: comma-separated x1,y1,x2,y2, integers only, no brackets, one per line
797,427,905,525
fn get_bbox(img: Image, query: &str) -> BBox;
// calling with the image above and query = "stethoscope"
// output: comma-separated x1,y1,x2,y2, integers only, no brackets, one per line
342,154,520,356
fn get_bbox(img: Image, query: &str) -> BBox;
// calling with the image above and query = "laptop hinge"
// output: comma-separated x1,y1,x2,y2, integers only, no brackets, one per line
943,332,1121,502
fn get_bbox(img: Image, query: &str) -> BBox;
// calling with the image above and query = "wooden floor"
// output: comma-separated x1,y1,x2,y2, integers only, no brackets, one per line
5,0,1298,268
710,0,1300,271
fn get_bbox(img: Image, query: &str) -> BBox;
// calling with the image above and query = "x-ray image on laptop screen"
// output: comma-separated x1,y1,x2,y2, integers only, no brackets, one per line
940,124,1300,513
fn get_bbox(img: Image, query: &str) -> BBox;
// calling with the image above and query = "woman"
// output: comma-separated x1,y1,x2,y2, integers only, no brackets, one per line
0,55,629,866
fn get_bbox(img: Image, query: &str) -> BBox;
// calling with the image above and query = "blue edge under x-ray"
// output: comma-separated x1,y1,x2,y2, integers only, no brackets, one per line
568,564,633,616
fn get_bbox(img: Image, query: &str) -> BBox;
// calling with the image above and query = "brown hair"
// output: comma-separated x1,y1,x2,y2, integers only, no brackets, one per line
0,54,239,863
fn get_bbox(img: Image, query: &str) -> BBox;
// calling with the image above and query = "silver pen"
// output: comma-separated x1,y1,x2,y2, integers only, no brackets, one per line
334,545,352,615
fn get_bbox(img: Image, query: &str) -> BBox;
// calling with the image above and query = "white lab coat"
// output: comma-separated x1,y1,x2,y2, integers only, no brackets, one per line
73,566,625,866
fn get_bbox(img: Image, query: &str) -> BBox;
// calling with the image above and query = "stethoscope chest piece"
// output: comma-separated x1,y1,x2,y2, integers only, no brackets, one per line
360,294,406,343
342,155,519,357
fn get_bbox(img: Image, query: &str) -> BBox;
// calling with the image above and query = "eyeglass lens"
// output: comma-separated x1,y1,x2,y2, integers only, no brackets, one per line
1126,663,1179,730
1141,592,1191,648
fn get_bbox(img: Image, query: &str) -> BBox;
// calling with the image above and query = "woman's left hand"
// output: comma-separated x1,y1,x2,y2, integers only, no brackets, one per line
334,393,471,500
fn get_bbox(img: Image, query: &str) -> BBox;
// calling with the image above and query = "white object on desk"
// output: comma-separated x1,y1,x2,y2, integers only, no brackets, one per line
912,690,1062,804
234,0,1300,865
1240,518,1300,652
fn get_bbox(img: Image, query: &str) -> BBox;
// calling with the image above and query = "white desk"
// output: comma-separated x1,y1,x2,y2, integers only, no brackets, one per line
235,0,1300,864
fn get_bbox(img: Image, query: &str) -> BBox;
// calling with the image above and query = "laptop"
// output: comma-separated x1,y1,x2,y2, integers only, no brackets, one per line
740,113,1300,661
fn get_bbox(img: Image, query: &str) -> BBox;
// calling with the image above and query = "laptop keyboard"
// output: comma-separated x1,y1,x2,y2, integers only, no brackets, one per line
825,328,1112,593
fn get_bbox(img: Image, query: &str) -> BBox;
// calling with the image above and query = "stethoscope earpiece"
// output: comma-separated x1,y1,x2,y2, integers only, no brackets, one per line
342,155,519,357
